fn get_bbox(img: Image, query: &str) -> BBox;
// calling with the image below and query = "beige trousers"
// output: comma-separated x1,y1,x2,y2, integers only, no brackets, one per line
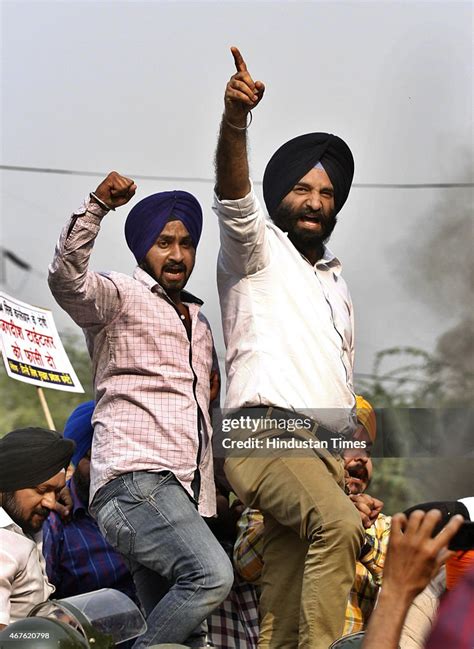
225,433,364,649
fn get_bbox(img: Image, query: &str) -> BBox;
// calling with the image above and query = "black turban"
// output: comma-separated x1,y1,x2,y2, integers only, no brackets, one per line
0,427,74,492
262,132,355,217
404,500,470,536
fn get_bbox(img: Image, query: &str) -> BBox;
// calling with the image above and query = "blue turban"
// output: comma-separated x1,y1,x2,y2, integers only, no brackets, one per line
63,401,95,467
124,190,203,263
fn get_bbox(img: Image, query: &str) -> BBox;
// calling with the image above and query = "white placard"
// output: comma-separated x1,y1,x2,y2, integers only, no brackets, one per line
0,291,84,393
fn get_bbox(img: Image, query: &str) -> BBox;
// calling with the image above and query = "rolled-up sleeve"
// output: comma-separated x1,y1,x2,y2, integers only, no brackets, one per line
213,183,270,277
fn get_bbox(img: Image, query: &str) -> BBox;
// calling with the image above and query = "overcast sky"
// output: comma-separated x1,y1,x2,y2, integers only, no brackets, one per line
1,0,472,382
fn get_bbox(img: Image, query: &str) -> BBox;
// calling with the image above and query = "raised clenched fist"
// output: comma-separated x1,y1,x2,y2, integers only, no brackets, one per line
92,171,137,210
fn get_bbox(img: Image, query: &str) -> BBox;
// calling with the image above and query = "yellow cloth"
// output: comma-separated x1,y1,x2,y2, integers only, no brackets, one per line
355,395,377,443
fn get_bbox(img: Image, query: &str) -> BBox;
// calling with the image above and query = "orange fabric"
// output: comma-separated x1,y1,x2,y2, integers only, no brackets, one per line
355,395,377,443
446,551,474,590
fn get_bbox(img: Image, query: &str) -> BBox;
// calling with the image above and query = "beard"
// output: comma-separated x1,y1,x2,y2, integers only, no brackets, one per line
345,462,371,495
141,259,189,294
272,203,338,251
2,492,50,535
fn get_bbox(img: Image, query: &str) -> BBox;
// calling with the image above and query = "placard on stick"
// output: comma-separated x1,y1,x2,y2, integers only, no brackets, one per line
0,291,84,393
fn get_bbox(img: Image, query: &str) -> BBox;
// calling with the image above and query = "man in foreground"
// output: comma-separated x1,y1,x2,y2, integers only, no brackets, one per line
233,396,390,638
0,427,74,627
48,172,233,648
213,47,364,648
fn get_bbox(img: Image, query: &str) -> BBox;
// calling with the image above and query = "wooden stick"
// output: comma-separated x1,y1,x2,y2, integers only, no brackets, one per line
37,387,56,430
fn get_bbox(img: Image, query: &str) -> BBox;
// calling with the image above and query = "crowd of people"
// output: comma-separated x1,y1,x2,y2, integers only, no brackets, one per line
1,47,473,649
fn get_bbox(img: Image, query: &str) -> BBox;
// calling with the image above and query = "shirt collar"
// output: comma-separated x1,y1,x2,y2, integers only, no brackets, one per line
132,266,204,305
0,507,43,545
316,246,342,275
267,221,342,275
0,506,20,531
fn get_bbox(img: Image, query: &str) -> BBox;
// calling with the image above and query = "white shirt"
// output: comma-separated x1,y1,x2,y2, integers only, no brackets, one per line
0,508,55,625
214,185,356,434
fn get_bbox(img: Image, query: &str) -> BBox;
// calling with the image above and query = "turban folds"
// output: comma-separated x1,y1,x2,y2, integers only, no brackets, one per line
263,132,355,217
63,401,95,467
125,190,203,263
0,428,74,492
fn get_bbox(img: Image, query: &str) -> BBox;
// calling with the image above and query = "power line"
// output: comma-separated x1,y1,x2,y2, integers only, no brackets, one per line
1,164,473,189
355,372,435,385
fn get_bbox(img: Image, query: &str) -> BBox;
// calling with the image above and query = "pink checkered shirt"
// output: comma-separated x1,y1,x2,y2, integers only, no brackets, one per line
48,198,216,516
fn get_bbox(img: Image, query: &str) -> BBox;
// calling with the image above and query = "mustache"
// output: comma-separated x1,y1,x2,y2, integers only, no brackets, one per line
300,207,323,218
163,263,186,273
33,506,51,518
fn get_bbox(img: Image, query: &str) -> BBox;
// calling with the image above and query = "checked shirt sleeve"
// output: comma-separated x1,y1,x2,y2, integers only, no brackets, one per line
48,198,121,328
233,508,265,584
359,513,392,586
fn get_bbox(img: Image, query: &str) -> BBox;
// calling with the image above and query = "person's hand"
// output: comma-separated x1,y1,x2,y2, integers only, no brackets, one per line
92,171,137,210
382,509,464,602
350,493,384,528
54,484,73,522
224,46,265,125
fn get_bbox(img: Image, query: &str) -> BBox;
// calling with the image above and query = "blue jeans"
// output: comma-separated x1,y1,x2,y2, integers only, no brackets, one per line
90,471,233,648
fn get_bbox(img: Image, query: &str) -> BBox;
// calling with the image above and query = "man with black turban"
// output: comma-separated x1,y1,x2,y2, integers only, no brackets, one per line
48,173,233,648
213,48,364,649
0,427,74,627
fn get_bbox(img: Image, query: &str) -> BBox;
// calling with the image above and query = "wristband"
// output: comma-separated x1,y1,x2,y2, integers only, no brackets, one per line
90,192,115,212
223,111,253,131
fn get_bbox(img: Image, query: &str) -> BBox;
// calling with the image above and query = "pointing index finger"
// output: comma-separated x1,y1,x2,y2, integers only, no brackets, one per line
231,46,247,73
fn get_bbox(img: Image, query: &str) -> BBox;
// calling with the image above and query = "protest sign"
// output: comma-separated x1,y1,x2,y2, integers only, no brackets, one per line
0,291,84,393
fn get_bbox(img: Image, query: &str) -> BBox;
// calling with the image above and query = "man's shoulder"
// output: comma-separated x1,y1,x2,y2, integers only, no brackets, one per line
97,270,134,285
0,526,35,560
97,270,153,299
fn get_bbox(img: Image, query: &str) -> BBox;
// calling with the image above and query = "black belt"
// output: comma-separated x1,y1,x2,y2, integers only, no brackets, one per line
230,406,339,445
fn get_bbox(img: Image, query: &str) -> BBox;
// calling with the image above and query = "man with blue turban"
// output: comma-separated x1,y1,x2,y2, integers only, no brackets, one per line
48,173,233,648
213,47,364,649
42,401,137,605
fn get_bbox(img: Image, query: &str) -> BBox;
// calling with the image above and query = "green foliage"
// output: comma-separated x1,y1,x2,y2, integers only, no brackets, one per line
356,344,473,513
0,333,93,436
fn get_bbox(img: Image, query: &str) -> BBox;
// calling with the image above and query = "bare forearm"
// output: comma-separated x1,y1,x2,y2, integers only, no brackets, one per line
215,115,251,199
215,47,264,200
363,590,412,649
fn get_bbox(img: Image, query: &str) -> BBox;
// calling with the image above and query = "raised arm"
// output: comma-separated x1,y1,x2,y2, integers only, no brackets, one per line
215,47,265,199
362,510,464,649
48,172,136,327
91,171,137,211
